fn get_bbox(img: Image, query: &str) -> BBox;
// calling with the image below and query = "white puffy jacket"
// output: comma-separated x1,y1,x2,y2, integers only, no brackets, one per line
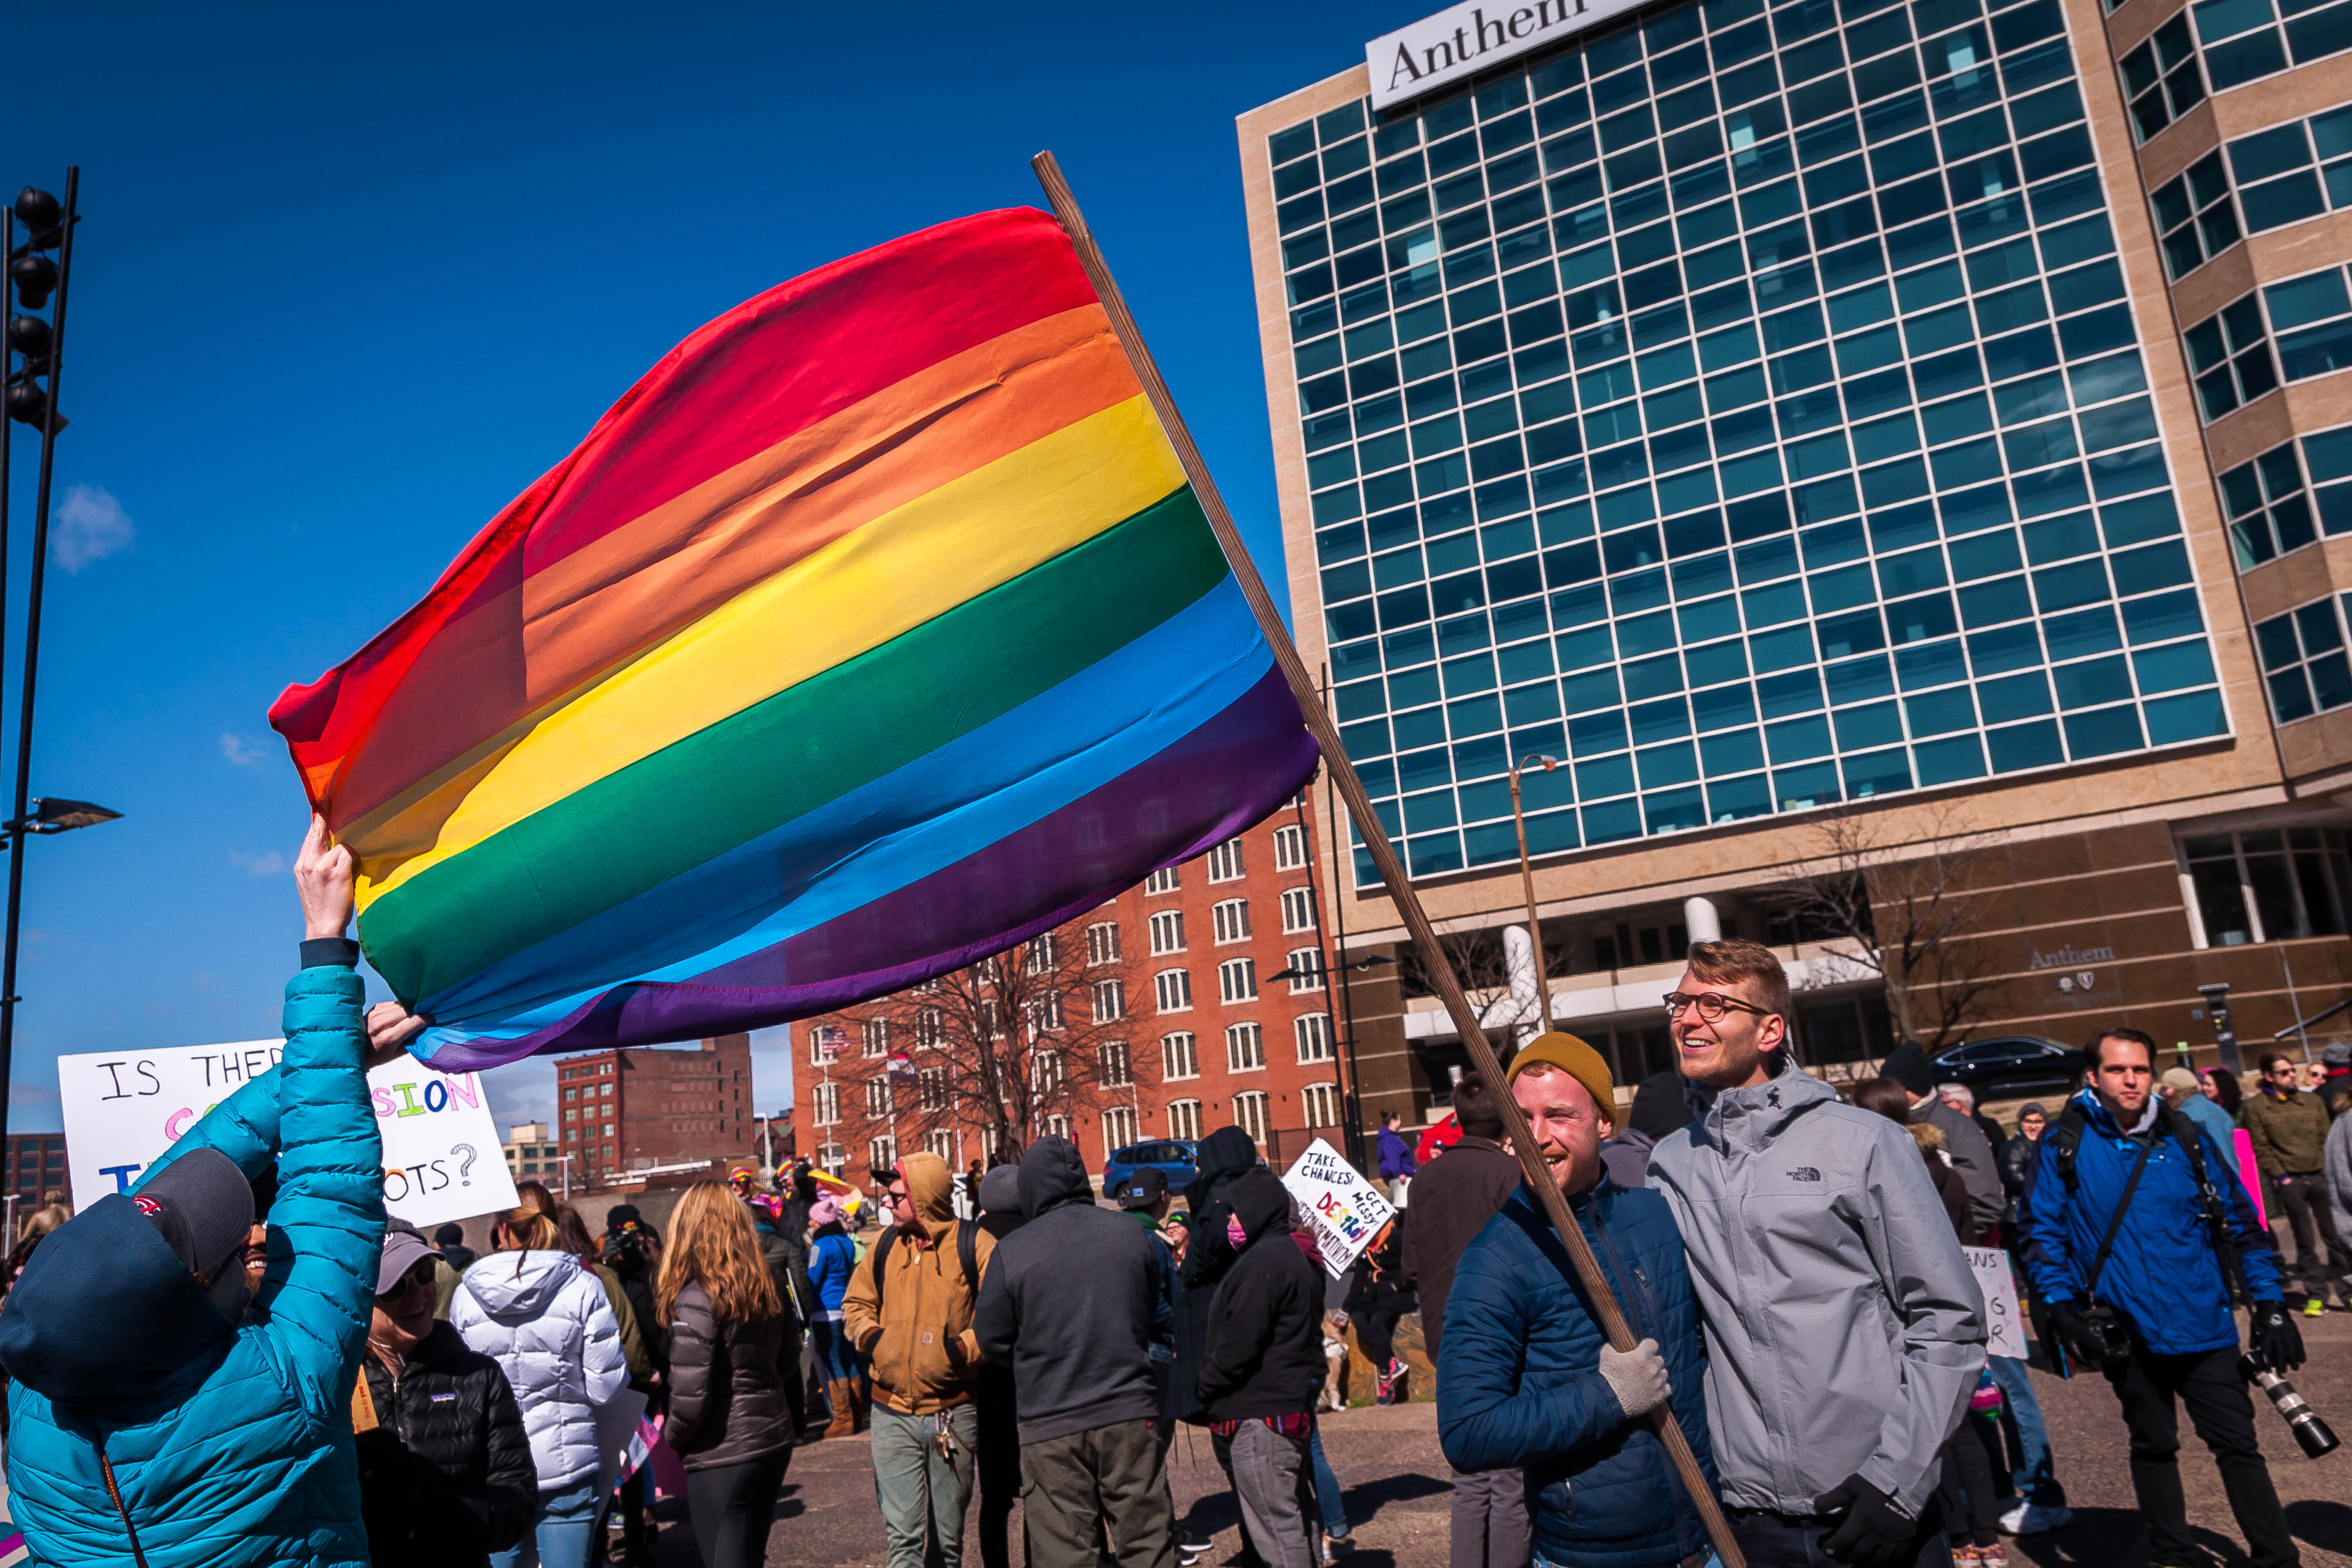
451,1249,629,1489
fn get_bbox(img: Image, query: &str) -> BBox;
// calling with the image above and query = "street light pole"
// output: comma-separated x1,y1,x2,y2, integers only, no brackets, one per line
1507,753,1561,1034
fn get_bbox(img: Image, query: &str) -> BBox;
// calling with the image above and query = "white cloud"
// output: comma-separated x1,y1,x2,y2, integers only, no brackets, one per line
51,484,133,573
219,731,267,768
229,849,286,877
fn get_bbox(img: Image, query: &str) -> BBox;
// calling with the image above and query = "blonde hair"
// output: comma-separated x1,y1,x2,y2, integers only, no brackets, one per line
495,1180,564,1254
656,1181,780,1327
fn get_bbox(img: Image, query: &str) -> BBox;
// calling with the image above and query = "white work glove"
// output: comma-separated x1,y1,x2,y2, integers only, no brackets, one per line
1597,1338,1670,1420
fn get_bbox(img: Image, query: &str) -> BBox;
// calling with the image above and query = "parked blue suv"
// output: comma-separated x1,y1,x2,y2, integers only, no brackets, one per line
1103,1138,1199,1199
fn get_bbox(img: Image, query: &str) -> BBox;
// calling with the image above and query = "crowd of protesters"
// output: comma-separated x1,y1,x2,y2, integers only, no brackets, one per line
0,822,2346,1568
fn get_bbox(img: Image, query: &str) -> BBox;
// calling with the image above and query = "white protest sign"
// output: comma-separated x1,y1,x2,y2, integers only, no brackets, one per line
58,1039,518,1229
1279,1137,1397,1277
1963,1246,2025,1362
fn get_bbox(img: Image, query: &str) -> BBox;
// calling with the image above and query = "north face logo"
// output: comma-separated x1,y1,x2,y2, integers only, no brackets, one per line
1786,1167,1821,1181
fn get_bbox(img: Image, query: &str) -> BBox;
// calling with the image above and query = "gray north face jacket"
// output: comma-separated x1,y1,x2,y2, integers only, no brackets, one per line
1649,1063,1986,1515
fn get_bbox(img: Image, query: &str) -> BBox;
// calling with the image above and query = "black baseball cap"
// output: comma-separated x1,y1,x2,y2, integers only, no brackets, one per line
1118,1167,1168,1209
131,1147,254,1280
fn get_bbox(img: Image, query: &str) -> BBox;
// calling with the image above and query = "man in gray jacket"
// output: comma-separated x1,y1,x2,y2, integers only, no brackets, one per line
1649,940,1985,1567
1881,1040,2005,1241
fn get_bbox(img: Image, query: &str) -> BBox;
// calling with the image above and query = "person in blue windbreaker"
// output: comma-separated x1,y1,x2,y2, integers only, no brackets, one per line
0,816,419,1568
1437,1034,1717,1568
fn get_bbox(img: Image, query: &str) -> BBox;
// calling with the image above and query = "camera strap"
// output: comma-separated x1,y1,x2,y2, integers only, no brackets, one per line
2078,1127,2160,1307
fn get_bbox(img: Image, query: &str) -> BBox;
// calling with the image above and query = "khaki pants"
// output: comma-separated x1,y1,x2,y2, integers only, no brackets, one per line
1020,1417,1177,1568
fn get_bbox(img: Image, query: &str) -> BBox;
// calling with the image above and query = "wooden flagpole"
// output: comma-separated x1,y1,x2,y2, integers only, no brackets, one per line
1032,152,1743,1568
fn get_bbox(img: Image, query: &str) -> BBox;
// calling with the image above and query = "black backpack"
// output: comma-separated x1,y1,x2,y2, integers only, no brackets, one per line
868,1219,981,1316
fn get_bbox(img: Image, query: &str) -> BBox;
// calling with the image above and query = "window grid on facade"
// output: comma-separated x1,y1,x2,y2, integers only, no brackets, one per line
1274,0,2223,889
918,1068,948,1112
862,1018,888,1058
1102,1039,1133,1087
1213,898,1253,943
1087,921,1123,964
2219,427,2352,566
2254,591,2352,720
1024,994,1064,1039
1284,946,1327,992
916,1007,945,1047
1207,838,1247,882
1155,968,1194,1012
865,1078,893,1117
1296,1011,1337,1062
926,1130,956,1162
1025,933,1059,973
1103,1105,1139,1154
2152,152,2240,279
1145,866,1181,895
1168,1098,1205,1139
813,1082,840,1125
1233,1091,1271,1143
1274,822,1310,868
1227,1020,1267,1072
2121,12,2204,140
1033,1050,1065,1092
1163,1030,1200,1080
1149,910,1186,954
2184,827,2352,945
1219,957,1260,1003
1093,978,1127,1023
1303,1082,1342,1126
870,1135,898,1172
1281,885,1319,932
2188,0,2352,96
2184,296,2278,420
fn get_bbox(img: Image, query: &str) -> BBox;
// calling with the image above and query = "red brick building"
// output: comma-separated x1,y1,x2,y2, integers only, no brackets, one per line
553,1033,756,1191
796,794,1357,1187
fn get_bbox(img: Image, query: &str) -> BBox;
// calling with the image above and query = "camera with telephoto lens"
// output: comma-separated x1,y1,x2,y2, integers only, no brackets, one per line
2241,1357,2342,1459
2078,1304,2135,1373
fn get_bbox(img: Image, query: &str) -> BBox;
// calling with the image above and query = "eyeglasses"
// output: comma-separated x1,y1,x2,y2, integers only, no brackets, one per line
1663,991,1773,1022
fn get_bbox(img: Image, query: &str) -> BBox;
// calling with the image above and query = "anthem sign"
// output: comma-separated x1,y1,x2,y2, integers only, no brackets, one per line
1367,0,1644,110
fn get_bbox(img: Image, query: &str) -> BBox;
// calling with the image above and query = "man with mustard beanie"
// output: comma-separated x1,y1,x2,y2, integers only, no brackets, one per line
1435,1033,1721,1568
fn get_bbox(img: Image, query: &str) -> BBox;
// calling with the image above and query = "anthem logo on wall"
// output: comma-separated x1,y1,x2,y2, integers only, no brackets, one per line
1367,0,1647,109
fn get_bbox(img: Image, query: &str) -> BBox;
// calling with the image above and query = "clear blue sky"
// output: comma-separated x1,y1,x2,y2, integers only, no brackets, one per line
0,2,1420,1139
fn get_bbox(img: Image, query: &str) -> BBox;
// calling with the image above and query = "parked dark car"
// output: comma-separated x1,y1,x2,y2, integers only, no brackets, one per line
1103,1139,1199,1199
1929,1036,2085,1100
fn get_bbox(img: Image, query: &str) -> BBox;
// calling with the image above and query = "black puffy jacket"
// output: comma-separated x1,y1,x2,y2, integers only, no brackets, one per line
666,1280,793,1470
357,1321,536,1568
1197,1167,1326,1423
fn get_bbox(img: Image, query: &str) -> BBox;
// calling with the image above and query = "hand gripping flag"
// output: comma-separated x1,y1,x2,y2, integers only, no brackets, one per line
269,208,1319,1072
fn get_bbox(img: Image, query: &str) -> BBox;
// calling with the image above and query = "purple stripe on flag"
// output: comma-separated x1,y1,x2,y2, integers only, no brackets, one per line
422,666,1318,1066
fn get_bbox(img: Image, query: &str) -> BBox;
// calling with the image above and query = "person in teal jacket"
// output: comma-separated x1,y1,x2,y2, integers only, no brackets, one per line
0,816,419,1568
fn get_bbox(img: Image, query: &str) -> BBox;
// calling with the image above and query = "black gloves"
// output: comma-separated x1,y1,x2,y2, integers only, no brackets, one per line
1813,1473,1920,1566
2250,1300,2306,1373
2045,1302,2107,1373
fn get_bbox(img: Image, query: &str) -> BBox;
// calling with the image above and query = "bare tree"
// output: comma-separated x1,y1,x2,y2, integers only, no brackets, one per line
1774,803,2011,1053
830,920,1142,1167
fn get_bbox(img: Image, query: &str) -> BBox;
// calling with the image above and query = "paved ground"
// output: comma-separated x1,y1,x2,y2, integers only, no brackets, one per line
627,1312,2352,1568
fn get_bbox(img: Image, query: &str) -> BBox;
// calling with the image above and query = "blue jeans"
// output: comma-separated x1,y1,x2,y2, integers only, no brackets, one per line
810,1315,860,1382
488,1477,601,1568
1308,1426,1348,1536
1987,1354,2065,1507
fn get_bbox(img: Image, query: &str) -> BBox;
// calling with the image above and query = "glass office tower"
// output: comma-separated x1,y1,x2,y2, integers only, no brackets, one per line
1242,0,2352,1123
1252,0,2230,885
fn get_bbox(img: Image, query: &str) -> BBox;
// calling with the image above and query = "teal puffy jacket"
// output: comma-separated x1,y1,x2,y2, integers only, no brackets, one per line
0,957,383,1567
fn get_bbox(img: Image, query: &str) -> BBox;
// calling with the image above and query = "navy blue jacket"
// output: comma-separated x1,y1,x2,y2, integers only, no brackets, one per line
1437,1175,1716,1568
2019,1089,2282,1356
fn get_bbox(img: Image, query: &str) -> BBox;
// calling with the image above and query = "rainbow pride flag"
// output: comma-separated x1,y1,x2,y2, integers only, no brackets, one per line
269,208,1317,1071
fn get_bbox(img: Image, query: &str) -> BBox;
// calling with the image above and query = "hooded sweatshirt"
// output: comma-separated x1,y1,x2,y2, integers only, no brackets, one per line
449,1251,629,1489
1647,1062,1984,1517
0,956,382,1568
1196,1167,1325,1422
841,1151,997,1415
973,1136,1170,1443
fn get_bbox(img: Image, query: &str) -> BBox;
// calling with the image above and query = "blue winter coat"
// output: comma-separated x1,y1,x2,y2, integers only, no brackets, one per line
808,1232,858,1313
0,959,384,1567
2019,1089,2282,1357
1437,1175,1718,1568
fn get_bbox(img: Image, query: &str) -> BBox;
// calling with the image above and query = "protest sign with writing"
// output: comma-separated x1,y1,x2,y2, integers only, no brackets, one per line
1279,1138,1396,1276
1962,1245,2024,1362
58,1039,518,1229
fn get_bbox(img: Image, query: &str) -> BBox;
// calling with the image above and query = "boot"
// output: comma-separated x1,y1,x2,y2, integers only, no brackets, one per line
852,1373,872,1433
823,1378,856,1440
